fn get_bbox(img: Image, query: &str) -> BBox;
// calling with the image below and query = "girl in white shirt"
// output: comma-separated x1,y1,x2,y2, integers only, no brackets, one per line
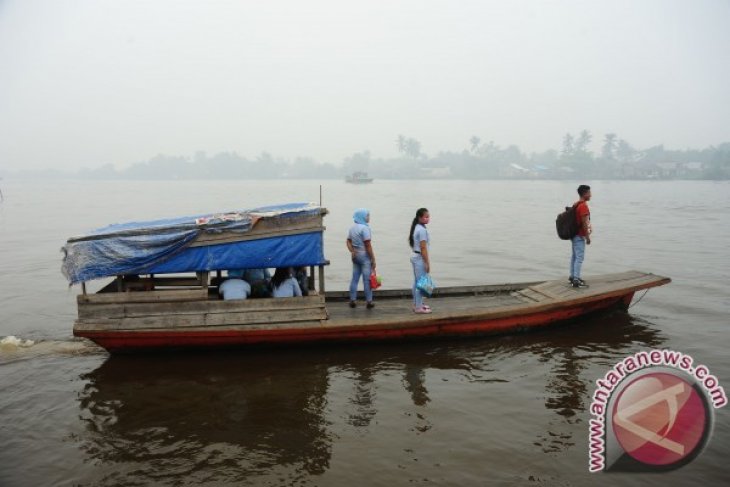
408,208,431,313
271,267,302,298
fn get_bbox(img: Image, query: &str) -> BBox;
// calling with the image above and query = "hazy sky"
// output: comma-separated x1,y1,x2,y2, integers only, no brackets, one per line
1,0,729,171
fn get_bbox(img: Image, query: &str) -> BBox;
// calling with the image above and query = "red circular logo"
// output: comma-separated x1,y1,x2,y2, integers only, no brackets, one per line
612,372,708,466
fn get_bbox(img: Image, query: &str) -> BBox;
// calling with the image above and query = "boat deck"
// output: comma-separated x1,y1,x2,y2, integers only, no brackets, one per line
324,271,669,328
327,292,522,323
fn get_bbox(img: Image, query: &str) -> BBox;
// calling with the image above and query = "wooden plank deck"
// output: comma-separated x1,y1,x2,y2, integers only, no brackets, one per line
324,271,670,329
326,293,523,325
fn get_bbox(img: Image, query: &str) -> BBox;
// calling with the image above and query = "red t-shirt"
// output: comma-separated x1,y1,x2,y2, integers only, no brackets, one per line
575,201,590,236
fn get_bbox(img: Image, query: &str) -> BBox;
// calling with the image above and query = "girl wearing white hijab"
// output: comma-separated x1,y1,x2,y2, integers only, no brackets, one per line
346,208,376,308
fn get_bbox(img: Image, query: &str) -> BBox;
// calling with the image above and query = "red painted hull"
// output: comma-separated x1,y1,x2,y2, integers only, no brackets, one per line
76,292,635,353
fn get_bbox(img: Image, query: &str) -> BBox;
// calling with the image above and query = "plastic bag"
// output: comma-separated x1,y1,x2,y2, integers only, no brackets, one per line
416,274,435,297
369,271,382,290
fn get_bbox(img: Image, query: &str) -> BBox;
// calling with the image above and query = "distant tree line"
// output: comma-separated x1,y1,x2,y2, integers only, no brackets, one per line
5,132,730,180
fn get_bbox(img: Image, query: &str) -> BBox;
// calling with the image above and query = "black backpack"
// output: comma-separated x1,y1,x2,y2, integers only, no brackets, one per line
556,204,579,240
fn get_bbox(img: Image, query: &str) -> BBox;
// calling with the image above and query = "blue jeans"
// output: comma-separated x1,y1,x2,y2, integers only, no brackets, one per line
570,236,586,280
350,251,373,302
411,253,427,308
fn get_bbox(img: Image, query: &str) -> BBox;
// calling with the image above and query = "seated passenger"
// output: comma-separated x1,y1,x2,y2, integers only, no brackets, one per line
218,269,251,301
271,267,302,298
295,267,309,296
243,268,272,298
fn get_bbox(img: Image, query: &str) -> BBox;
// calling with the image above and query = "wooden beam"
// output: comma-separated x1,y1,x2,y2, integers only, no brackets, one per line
76,307,327,331
77,295,326,319
189,225,325,247
318,265,325,293
78,288,208,304
189,214,325,247
200,271,209,290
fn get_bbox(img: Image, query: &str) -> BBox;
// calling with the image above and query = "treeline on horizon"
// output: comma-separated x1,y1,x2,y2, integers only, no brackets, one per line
6,131,730,180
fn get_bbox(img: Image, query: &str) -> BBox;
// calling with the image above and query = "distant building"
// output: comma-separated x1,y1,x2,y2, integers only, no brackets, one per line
419,166,452,179
678,162,704,178
652,162,679,178
621,161,706,179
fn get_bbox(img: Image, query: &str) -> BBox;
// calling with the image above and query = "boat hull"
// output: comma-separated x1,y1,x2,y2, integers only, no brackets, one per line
74,271,670,353
75,291,634,353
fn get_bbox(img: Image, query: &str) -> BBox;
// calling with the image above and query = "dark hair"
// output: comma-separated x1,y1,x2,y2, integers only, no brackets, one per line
271,267,292,288
577,185,591,197
408,208,429,247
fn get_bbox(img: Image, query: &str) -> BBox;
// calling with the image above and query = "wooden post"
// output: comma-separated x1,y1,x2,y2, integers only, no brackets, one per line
81,282,87,295
308,266,315,291
318,265,325,293
200,271,209,290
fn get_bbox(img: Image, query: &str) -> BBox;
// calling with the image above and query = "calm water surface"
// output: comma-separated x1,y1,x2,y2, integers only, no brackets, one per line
0,180,728,486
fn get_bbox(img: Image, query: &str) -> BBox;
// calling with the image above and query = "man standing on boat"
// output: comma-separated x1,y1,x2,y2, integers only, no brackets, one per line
570,185,592,288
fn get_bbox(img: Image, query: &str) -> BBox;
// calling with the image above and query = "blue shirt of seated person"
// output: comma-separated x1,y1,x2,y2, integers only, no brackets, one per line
219,270,251,300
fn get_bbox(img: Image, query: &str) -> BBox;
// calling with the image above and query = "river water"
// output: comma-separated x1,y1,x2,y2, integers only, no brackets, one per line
0,180,728,486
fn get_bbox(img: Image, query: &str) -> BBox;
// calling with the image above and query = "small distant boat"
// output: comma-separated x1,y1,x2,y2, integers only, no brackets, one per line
345,171,373,184
61,203,671,353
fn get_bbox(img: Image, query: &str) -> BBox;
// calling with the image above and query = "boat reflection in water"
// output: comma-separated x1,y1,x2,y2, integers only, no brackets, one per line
77,352,333,485
76,311,664,484
528,311,664,454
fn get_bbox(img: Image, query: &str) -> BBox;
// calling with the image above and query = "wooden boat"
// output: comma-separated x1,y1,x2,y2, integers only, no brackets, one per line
345,171,374,184
63,204,670,353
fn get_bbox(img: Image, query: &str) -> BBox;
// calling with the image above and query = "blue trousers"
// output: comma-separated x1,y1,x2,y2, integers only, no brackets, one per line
570,236,586,280
349,251,373,302
411,253,427,308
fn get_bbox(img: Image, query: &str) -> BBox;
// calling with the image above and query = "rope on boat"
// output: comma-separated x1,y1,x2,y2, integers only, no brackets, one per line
628,289,650,309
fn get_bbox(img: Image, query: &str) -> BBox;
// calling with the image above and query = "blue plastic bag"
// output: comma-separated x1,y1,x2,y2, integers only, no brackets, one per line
416,274,435,297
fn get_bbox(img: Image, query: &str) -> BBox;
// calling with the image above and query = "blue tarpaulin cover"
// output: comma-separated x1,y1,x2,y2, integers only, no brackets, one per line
61,203,325,284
